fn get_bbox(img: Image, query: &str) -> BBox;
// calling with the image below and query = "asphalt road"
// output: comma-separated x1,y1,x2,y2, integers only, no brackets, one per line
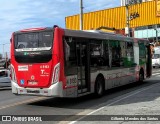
1,68,160,124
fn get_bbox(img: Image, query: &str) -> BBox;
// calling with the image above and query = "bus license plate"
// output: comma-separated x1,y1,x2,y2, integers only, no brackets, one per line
28,80,38,85
27,90,40,94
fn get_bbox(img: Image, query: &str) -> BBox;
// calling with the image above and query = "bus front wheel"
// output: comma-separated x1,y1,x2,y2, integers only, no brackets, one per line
95,76,105,97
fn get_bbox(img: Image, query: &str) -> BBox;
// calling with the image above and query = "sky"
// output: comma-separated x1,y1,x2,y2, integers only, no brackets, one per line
0,0,120,57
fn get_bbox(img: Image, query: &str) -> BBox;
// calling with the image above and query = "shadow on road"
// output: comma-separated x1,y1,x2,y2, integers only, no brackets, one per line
28,79,160,109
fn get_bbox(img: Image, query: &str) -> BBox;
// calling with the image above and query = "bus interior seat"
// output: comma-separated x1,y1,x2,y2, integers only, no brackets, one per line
18,44,25,48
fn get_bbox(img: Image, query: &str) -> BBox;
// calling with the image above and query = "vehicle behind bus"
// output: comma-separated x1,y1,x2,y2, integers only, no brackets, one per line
0,59,10,69
152,54,160,68
0,69,11,87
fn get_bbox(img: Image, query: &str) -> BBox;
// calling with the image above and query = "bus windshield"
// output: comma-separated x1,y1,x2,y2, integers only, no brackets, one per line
15,31,53,51
14,30,53,63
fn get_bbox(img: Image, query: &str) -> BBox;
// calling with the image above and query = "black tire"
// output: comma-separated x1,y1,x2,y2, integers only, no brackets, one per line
139,70,144,83
95,76,105,97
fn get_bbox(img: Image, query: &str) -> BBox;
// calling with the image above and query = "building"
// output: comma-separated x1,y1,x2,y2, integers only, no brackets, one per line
121,0,152,6
65,0,160,43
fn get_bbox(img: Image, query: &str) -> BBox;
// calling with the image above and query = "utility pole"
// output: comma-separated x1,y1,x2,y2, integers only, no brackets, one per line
125,3,130,37
155,24,158,43
125,0,142,37
5,52,8,69
0,43,10,60
80,0,83,30
3,44,4,59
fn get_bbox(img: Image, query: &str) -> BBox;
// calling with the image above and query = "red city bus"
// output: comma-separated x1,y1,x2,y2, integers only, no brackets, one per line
10,26,152,97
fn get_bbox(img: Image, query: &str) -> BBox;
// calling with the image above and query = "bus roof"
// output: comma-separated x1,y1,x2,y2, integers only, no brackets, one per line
13,26,149,43
64,28,149,43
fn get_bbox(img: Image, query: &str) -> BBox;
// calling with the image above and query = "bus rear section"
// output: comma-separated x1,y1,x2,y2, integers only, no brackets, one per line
11,27,65,97
11,27,152,98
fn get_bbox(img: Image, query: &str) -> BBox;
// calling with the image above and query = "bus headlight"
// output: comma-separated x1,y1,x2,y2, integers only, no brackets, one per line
52,63,60,84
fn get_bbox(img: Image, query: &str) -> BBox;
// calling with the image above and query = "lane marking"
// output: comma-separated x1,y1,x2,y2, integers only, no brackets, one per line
0,87,11,90
0,97,46,110
152,73,160,76
69,82,160,124
152,69,160,74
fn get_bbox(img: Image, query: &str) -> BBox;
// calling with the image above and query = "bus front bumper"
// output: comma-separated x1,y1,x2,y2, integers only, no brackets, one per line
11,81,64,97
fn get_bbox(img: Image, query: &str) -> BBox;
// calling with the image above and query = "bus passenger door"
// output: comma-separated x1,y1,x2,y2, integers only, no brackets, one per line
77,42,90,94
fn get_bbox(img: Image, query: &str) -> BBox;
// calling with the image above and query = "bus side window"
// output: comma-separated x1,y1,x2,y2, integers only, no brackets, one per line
64,37,77,76
90,41,105,67
121,41,134,67
103,41,109,67
64,39,70,61
109,40,122,67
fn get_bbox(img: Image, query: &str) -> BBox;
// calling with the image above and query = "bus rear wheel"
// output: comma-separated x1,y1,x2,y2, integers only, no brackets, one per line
95,76,105,97
139,70,144,83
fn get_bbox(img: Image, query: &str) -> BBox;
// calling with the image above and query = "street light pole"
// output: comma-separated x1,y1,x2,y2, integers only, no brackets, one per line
3,44,4,59
155,24,158,43
80,0,83,30
125,2,130,37
0,43,10,60
125,0,142,37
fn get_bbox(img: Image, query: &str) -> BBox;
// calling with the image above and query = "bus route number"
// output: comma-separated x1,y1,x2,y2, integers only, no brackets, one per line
67,76,77,86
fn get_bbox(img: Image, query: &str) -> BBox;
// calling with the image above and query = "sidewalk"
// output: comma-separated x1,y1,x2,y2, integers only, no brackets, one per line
71,80,160,124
